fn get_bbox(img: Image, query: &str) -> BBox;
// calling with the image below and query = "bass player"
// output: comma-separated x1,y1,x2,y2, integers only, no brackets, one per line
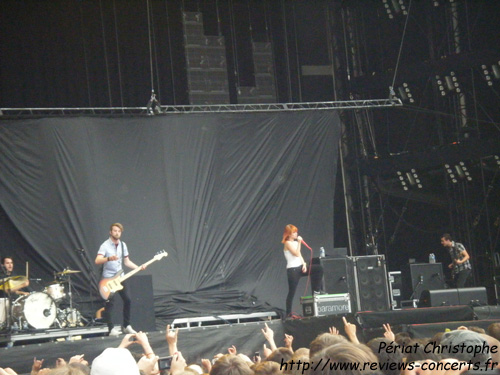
95,222,146,336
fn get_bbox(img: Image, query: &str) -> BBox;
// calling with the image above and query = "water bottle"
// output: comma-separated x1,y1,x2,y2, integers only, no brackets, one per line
429,253,436,264
319,247,326,258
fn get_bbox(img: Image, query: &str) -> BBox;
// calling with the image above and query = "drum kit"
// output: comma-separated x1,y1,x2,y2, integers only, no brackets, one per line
0,268,85,331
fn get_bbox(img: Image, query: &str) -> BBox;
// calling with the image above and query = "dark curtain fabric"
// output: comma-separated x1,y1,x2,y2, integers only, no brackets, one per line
0,111,341,320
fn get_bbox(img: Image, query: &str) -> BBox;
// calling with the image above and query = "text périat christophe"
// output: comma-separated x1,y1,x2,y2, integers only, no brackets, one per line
378,341,497,356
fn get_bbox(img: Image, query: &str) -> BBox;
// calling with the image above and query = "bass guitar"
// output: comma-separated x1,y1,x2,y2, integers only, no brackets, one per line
98,250,168,300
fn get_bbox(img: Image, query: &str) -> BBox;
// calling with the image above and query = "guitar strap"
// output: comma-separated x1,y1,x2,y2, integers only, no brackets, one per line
120,241,126,277
120,241,124,266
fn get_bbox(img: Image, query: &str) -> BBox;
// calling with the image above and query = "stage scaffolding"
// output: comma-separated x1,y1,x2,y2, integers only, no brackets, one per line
0,99,402,117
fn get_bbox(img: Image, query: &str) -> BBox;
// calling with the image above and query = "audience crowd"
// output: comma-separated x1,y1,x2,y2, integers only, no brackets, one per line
2,318,500,375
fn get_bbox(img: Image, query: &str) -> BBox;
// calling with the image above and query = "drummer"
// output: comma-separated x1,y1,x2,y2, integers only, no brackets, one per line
0,256,30,297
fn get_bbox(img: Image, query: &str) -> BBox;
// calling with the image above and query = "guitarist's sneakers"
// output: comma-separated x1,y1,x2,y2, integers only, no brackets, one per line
123,325,137,334
109,326,122,336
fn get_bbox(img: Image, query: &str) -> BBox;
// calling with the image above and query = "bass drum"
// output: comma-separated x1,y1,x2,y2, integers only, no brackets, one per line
13,292,56,329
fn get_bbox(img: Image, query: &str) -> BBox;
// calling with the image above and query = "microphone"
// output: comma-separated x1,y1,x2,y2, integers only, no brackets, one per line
300,239,312,250
74,248,85,253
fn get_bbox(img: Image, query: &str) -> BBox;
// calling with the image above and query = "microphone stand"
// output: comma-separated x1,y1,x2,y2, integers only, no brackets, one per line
77,249,99,326
409,276,424,301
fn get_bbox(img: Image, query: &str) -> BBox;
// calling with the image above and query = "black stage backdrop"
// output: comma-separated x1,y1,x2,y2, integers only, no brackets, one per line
0,111,341,321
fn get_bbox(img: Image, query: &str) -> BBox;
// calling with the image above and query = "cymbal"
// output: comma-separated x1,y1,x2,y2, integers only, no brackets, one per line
0,275,29,292
56,269,81,275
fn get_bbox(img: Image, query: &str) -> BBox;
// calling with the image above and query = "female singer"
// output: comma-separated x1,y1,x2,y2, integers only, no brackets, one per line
282,224,323,317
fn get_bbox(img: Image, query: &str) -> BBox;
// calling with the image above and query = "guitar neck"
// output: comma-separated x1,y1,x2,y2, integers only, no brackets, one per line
120,257,158,282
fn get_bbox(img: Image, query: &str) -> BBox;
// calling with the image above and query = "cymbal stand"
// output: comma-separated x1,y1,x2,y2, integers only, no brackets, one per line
0,267,13,333
67,272,74,312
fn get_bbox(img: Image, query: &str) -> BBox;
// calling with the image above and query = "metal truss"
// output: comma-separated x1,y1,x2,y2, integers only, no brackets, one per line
0,107,146,116
1,99,402,117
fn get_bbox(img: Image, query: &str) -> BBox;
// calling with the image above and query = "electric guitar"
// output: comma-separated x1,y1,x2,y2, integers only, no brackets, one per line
98,250,168,300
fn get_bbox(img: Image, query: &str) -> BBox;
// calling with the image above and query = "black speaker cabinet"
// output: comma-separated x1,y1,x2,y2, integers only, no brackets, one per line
348,255,390,312
419,289,459,307
401,263,445,300
109,275,156,331
320,258,350,294
419,287,487,307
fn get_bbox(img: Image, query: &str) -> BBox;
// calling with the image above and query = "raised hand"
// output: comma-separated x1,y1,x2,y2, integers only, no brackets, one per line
329,326,339,335
261,323,277,350
383,323,395,342
343,316,359,344
284,334,294,350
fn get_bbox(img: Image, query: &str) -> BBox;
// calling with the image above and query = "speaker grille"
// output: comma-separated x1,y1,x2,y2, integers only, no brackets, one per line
349,256,390,312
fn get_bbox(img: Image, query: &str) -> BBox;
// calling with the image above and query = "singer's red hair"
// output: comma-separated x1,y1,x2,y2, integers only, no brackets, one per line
282,224,298,244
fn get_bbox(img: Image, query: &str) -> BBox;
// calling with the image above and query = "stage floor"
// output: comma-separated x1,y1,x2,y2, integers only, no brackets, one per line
2,305,500,375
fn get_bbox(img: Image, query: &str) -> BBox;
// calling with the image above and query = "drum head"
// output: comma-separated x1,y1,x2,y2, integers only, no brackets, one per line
23,292,56,329
45,283,65,301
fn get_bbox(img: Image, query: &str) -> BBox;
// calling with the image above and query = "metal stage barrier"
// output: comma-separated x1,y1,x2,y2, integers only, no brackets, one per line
0,325,109,347
171,311,279,328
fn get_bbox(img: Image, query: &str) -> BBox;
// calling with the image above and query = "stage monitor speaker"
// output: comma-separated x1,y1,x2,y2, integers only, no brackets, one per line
320,258,350,294
419,287,487,307
349,255,390,312
457,287,488,306
419,289,460,307
356,305,474,328
109,275,156,331
401,263,445,300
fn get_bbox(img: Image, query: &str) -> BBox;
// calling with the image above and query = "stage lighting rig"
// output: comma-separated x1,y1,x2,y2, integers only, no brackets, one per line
146,90,162,115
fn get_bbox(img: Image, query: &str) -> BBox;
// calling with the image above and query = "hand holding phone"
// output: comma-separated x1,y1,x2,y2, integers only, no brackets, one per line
158,356,173,370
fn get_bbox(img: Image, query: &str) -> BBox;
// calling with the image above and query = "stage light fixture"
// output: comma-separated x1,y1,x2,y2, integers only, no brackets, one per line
382,0,394,19
443,72,461,94
482,65,493,86
450,71,461,93
444,164,457,184
456,161,472,181
396,171,408,191
410,168,422,188
461,162,472,181
398,0,408,15
445,162,472,183
398,82,414,103
492,64,500,80
146,90,162,115
390,0,401,13
436,75,446,96
445,75,454,91
397,169,422,190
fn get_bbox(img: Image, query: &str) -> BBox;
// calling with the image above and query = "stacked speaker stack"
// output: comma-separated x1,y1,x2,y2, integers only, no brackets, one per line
320,255,391,312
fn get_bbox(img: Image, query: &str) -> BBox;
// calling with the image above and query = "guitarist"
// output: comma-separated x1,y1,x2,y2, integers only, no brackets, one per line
95,223,146,336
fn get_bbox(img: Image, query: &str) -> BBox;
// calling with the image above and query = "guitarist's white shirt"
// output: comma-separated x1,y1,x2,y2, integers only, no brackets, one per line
98,238,129,278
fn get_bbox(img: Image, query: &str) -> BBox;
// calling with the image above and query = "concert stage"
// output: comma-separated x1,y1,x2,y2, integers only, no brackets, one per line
2,306,500,374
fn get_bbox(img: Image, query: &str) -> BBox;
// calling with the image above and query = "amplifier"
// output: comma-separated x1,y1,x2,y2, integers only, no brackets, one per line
301,293,351,317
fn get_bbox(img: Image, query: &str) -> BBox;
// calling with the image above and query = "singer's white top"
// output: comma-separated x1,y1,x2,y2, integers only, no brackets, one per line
284,248,303,269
